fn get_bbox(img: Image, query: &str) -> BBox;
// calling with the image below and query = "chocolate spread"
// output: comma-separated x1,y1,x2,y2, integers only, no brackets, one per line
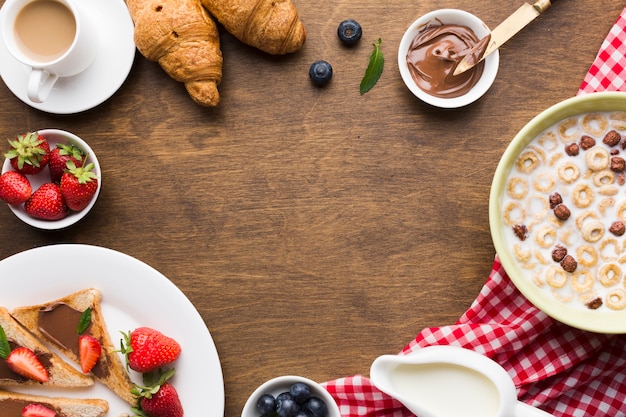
406,24,487,98
0,341,52,382
38,303,109,378
0,398,64,417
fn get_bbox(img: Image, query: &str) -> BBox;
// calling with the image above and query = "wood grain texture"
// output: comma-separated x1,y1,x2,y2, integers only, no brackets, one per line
0,0,622,415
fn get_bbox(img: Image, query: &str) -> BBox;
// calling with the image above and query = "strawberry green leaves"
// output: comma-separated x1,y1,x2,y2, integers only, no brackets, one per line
0,325,10,359
77,307,92,334
360,38,384,95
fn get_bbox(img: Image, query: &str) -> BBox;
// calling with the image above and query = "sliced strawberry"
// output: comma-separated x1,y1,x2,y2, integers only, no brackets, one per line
22,403,57,417
5,347,49,382
0,171,32,205
78,335,101,373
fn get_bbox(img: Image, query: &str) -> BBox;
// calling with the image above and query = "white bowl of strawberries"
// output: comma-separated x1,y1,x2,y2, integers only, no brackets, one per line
0,129,101,230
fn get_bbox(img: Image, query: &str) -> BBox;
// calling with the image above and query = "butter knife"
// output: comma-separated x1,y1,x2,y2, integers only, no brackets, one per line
453,0,552,76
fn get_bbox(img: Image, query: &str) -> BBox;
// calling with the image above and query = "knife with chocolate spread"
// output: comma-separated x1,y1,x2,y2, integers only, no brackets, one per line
406,24,487,98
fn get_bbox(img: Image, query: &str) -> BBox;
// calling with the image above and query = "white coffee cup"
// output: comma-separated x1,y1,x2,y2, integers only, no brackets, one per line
0,0,97,103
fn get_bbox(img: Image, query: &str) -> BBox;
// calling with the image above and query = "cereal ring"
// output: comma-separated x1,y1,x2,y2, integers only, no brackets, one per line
506,177,529,199
593,169,615,187
538,131,559,151
557,161,580,184
576,210,598,230
582,113,609,136
599,262,622,287
606,289,626,310
513,244,531,262
533,171,556,192
516,150,541,173
572,183,595,208
599,197,615,216
546,265,568,288
560,226,580,246
585,147,610,171
610,111,626,130
571,271,594,293
576,245,598,267
535,250,551,265
558,117,580,143
598,186,619,196
528,194,549,219
534,224,556,248
549,153,562,167
600,238,621,261
582,220,605,243
618,201,626,223
503,201,525,225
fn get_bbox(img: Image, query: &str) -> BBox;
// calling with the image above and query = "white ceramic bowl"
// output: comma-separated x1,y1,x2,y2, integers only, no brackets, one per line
2,128,101,230
398,9,499,108
490,92,626,333
241,375,340,417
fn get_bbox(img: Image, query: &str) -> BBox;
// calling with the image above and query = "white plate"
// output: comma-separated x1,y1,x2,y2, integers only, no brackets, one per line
0,0,135,114
0,244,225,417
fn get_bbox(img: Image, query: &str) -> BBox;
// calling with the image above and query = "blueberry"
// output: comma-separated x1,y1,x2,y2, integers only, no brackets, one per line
294,411,313,417
290,382,311,404
302,397,328,417
337,19,362,46
309,61,333,86
256,394,276,416
276,396,301,417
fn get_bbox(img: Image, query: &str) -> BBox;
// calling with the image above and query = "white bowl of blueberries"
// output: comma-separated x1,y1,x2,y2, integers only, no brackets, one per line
241,375,340,417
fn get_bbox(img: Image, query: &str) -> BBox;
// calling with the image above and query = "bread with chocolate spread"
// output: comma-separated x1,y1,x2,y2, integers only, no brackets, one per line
0,389,108,417
11,289,135,404
0,307,93,388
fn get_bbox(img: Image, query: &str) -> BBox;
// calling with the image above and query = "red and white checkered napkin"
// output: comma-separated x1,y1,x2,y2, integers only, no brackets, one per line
323,257,626,416
322,8,626,417
579,7,626,94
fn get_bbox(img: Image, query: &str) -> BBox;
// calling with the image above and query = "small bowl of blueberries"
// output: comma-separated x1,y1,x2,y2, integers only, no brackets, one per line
241,375,340,417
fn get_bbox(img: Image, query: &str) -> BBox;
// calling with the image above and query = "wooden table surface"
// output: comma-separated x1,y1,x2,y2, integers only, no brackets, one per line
0,0,622,415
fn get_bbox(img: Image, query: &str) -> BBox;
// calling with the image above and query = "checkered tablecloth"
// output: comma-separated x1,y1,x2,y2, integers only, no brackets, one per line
322,7,626,417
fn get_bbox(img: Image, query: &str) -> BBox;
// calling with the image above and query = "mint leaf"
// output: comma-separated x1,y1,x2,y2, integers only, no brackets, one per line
360,38,384,95
77,307,92,334
0,324,10,359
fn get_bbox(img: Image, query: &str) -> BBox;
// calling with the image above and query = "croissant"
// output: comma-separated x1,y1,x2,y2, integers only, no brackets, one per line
201,0,306,55
126,0,223,106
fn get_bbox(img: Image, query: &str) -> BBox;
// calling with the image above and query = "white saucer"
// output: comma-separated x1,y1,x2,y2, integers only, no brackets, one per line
0,0,135,114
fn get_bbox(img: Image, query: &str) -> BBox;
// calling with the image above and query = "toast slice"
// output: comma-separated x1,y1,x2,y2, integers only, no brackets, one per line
0,389,108,417
11,288,135,404
0,307,92,388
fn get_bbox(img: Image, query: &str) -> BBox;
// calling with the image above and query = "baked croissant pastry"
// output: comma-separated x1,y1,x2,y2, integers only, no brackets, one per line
126,0,223,106
201,0,306,55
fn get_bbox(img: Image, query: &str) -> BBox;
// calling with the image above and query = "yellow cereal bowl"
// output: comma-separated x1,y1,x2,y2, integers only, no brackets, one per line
489,92,626,333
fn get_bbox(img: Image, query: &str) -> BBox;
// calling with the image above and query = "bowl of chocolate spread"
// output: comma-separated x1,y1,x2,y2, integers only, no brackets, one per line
398,9,499,108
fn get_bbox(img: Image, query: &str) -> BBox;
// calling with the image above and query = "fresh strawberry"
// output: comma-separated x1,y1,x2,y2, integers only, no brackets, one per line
78,335,101,374
5,347,49,382
59,160,98,211
138,382,183,417
4,132,50,175
132,370,183,417
0,171,32,205
48,143,85,183
121,327,181,373
24,183,69,220
22,403,57,417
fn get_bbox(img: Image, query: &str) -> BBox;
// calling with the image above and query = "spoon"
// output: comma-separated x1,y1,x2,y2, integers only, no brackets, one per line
370,345,554,417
